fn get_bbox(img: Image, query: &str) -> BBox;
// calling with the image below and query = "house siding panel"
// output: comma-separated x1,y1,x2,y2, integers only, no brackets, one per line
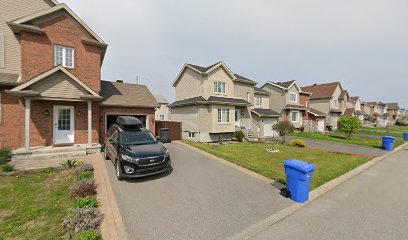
174,68,204,101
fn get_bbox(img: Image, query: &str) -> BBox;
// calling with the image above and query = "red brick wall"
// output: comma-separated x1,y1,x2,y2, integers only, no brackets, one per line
99,107,156,143
20,14,103,93
0,87,25,149
30,100,99,147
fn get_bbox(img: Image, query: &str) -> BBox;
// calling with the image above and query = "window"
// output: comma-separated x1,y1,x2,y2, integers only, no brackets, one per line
188,132,195,138
159,115,165,121
54,45,74,68
256,96,263,107
0,35,4,68
291,111,300,122
214,81,226,94
217,109,230,123
289,92,298,103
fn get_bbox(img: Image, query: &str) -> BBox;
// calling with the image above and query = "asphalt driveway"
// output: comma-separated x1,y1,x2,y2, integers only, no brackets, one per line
105,142,292,240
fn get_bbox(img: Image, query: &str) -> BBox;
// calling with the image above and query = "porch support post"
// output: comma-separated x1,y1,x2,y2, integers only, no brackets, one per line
24,98,31,150
87,100,92,145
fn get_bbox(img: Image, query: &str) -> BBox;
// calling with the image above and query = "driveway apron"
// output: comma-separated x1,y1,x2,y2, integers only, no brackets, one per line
106,142,291,240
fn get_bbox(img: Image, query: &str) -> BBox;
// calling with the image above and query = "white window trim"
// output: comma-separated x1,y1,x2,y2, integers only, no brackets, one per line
291,111,300,123
289,92,298,103
159,115,165,121
217,108,230,124
188,132,195,138
54,45,74,68
0,35,4,68
214,81,226,94
256,96,263,107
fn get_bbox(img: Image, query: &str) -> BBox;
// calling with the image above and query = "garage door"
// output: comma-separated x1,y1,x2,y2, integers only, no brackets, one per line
106,114,147,132
263,119,279,137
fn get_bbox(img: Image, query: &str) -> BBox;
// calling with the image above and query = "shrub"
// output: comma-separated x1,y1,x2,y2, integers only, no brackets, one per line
61,159,80,169
1,164,14,172
75,164,94,174
74,196,99,209
76,172,94,181
218,137,223,145
41,167,54,173
0,148,11,164
70,179,97,198
338,116,361,139
273,121,295,144
77,229,102,240
62,208,103,232
233,131,245,142
289,139,306,147
396,116,408,126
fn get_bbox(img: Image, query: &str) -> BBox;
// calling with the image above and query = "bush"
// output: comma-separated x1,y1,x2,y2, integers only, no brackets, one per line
70,179,97,198
62,208,103,232
396,116,408,126
0,148,11,164
77,229,102,240
76,172,94,181
233,131,245,142
218,137,223,145
75,164,94,174
338,116,361,139
74,196,99,209
1,164,14,172
289,139,306,147
61,159,80,169
273,121,295,143
41,167,54,173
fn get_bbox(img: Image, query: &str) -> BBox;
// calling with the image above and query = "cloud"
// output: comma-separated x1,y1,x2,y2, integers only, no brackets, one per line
61,0,408,107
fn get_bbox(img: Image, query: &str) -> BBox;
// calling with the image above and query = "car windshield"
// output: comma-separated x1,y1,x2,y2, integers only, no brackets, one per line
119,131,157,145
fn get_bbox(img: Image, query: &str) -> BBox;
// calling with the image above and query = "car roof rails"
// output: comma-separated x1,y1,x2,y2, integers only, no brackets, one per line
116,116,143,127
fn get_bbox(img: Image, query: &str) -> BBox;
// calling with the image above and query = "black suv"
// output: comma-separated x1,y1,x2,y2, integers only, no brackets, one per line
104,116,172,180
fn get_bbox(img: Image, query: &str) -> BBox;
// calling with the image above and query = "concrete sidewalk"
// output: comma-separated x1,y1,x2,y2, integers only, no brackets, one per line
287,136,386,157
249,144,408,240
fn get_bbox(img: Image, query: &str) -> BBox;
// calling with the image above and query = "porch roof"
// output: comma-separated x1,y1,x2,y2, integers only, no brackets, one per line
251,108,281,117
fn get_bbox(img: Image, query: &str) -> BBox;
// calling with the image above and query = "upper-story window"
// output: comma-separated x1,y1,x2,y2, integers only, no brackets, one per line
214,81,226,94
256,96,263,107
0,35,4,68
289,92,298,103
54,45,74,68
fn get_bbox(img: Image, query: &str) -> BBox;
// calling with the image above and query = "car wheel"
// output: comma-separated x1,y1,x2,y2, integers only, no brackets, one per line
104,147,110,160
116,160,124,181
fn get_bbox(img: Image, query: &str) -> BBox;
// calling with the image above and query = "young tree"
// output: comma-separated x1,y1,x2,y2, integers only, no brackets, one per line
273,121,295,144
338,116,362,139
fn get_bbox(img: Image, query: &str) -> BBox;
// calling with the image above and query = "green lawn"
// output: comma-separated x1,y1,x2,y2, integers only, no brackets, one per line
360,126,408,133
0,169,75,239
356,129,404,139
184,141,372,190
289,132,404,148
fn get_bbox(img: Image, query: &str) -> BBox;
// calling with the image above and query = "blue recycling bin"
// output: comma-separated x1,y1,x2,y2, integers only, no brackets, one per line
282,160,316,203
382,136,396,151
403,133,408,141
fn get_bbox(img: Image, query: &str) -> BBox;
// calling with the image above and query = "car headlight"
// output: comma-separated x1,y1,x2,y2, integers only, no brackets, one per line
121,154,138,163
165,150,169,158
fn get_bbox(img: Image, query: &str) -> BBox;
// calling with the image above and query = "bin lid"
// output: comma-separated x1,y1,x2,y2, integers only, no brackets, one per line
283,159,316,172
382,136,396,140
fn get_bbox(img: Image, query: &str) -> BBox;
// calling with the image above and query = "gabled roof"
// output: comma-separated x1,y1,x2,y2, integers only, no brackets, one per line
339,90,349,100
254,87,270,95
365,102,378,107
10,4,105,44
154,95,169,104
261,80,301,92
342,108,356,116
385,102,399,110
308,108,326,117
349,96,359,102
9,66,99,98
101,81,158,108
301,82,342,100
251,109,281,117
173,61,257,86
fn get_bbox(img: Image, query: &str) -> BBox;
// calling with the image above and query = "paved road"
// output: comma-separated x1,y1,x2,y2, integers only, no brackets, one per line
287,136,386,157
106,142,292,240
250,145,408,240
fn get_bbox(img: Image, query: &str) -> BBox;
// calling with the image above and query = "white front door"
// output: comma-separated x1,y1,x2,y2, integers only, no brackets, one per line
317,119,325,132
263,119,278,137
235,109,241,127
53,105,75,144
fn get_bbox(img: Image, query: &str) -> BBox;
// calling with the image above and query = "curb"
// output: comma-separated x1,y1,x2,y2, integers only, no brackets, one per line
90,155,129,240
227,141,408,240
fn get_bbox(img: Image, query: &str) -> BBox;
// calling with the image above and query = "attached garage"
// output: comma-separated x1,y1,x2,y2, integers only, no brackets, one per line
99,80,159,143
251,108,281,138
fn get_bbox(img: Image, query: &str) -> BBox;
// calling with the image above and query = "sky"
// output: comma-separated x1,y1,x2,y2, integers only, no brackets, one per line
61,0,408,107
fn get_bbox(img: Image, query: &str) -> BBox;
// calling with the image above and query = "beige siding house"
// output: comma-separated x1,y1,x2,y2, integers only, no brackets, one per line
302,82,349,130
170,61,280,142
154,95,170,121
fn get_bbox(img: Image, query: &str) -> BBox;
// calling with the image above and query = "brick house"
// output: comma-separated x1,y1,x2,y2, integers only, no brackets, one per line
0,1,158,157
